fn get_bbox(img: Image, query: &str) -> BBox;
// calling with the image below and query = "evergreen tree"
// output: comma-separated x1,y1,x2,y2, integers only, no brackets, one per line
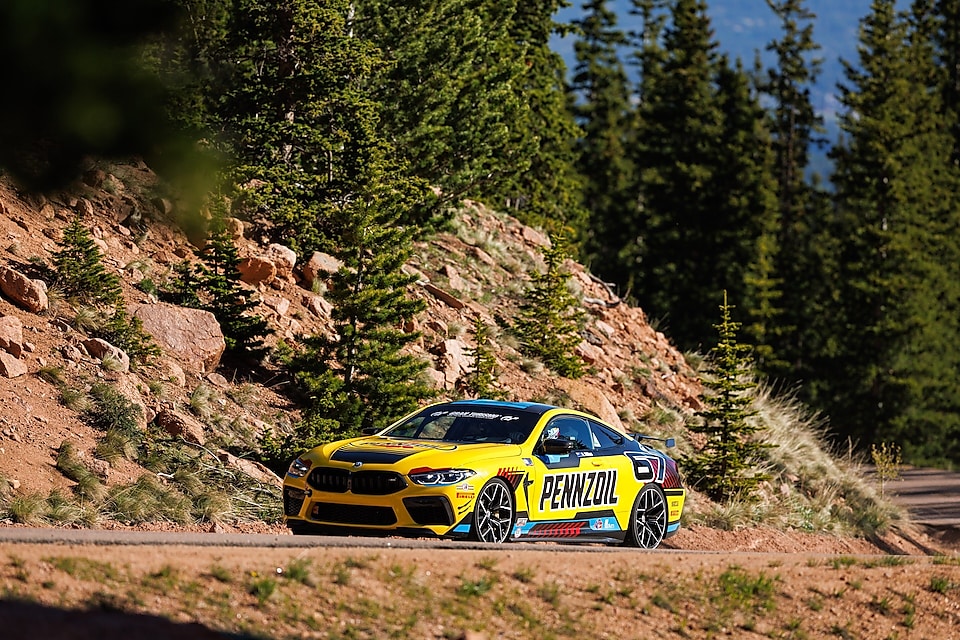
826,0,960,463
53,212,123,308
632,0,724,347
53,211,159,366
570,0,637,280
167,194,271,360
213,0,396,256
618,0,667,289
630,0,776,351
461,315,502,399
353,0,533,225
488,0,589,243
293,198,434,435
96,299,162,366
686,291,770,503
514,234,586,378
759,0,826,378
712,57,780,371
933,0,960,164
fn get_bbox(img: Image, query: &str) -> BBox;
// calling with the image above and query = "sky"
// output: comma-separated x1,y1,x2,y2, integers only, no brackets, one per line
552,0,909,154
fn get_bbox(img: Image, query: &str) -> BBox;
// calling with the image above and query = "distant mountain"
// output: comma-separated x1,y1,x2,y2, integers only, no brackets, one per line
552,1,909,179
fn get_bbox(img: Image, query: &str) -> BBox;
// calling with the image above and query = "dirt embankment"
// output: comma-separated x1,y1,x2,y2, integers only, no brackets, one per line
0,521,958,639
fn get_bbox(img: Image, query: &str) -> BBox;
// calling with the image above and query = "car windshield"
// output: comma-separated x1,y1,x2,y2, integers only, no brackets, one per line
383,405,539,444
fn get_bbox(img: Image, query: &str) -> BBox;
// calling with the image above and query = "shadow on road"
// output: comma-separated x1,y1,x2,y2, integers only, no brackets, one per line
0,600,252,639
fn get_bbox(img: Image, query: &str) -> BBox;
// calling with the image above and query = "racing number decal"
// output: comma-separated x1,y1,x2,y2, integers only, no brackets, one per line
538,469,618,511
625,452,664,483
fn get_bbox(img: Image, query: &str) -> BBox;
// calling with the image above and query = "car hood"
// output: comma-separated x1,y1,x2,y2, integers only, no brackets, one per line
319,437,520,469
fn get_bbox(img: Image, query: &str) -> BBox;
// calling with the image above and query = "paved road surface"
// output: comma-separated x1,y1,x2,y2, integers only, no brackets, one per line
889,466,960,528
0,466,955,549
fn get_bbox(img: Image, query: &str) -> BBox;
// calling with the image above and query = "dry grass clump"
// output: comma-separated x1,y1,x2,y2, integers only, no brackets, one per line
686,383,906,537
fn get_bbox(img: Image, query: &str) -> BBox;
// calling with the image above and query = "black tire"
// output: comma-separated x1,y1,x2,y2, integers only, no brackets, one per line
469,478,515,543
623,484,668,549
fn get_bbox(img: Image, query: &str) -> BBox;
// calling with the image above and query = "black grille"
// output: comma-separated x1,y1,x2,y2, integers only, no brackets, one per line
308,468,349,492
352,471,407,494
403,496,454,526
311,502,397,526
307,467,407,495
283,488,307,517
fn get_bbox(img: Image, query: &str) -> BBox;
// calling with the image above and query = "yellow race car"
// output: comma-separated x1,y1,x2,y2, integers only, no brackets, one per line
282,400,685,548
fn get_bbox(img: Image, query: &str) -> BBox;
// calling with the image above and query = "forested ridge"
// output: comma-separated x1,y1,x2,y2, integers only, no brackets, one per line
2,0,959,468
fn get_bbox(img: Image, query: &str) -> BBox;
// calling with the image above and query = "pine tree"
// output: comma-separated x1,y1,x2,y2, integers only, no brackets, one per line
168,194,271,360
461,315,502,399
293,198,434,435
488,0,589,243
686,291,770,503
617,0,667,289
826,0,960,463
53,212,160,366
514,234,586,378
759,0,828,380
570,0,637,280
353,0,532,225
630,0,776,351
213,0,394,256
712,57,781,370
933,0,960,164
53,212,122,308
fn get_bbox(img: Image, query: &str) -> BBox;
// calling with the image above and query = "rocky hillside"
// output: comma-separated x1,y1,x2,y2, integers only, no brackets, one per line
0,159,706,516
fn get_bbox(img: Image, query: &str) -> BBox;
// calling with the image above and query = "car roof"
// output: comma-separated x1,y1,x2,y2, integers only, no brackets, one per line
440,399,563,418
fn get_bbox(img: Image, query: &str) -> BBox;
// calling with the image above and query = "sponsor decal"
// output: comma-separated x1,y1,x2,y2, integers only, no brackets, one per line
456,482,475,491
591,517,618,531
430,410,520,421
538,470,618,511
575,451,594,458
457,492,476,500
373,441,458,451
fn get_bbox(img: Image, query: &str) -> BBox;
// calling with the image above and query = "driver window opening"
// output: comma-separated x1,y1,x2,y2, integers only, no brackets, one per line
544,417,594,451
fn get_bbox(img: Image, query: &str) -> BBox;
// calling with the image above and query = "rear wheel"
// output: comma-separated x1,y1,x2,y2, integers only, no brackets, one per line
469,478,514,543
624,484,667,549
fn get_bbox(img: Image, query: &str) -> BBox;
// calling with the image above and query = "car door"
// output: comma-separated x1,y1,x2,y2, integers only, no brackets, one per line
525,416,625,525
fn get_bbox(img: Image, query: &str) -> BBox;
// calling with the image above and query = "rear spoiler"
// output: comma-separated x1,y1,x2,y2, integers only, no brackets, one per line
630,434,676,448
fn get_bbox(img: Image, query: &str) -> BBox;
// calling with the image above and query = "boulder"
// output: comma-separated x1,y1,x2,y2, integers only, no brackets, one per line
217,450,282,488
555,378,625,432
155,408,206,445
0,316,24,357
264,243,297,279
0,352,27,378
131,302,225,373
81,338,130,372
238,256,277,285
301,251,342,287
0,267,48,313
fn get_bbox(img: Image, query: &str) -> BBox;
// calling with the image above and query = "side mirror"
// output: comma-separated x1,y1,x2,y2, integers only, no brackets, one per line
542,438,577,455
664,438,676,448
360,427,379,435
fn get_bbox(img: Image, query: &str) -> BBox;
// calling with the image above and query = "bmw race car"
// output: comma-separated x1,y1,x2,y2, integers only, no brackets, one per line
282,400,685,548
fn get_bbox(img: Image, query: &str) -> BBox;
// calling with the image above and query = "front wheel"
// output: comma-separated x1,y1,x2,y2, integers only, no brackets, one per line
623,484,667,549
469,478,515,543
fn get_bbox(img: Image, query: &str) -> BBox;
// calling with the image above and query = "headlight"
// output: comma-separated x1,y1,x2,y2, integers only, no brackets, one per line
408,468,476,486
287,457,312,478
